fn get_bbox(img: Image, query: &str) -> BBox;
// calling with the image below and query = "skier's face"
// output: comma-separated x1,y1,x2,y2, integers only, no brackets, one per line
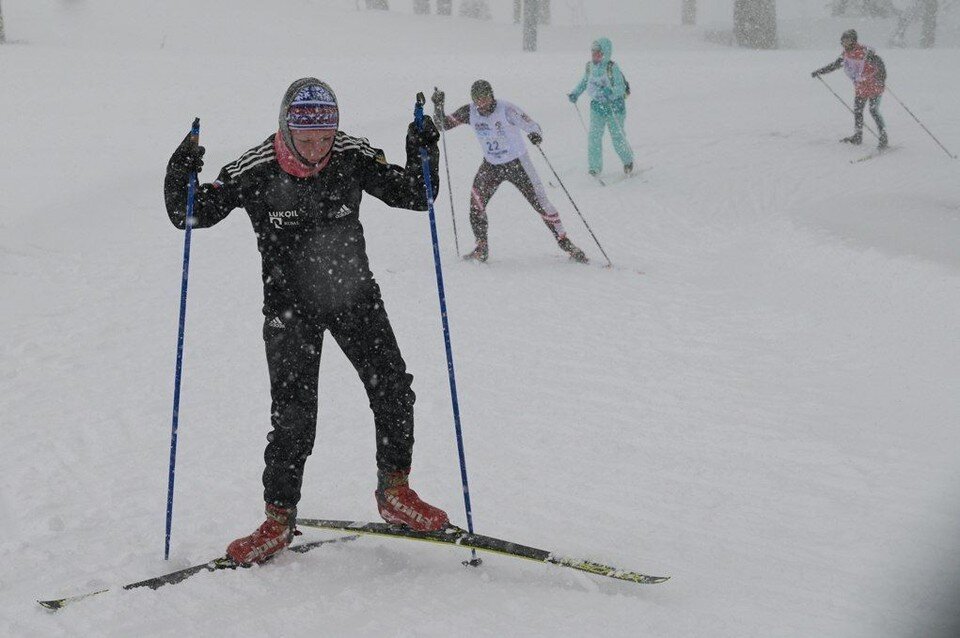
591,48,603,63
291,129,336,164
474,95,494,115
841,37,856,51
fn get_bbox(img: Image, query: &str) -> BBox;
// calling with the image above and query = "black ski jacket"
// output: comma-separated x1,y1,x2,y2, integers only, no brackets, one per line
164,130,439,320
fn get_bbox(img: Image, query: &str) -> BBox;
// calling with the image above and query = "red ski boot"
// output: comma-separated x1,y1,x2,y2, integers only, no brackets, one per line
375,470,449,532
226,503,296,565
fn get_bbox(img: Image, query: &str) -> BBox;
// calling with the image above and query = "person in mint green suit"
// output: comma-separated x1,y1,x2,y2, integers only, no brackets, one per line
568,37,634,177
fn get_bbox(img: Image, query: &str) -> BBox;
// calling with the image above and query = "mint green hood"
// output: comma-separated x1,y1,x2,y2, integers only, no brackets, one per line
592,37,613,63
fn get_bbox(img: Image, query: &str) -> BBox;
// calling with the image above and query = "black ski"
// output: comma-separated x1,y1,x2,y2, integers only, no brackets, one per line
38,534,359,610
851,145,898,163
297,518,669,585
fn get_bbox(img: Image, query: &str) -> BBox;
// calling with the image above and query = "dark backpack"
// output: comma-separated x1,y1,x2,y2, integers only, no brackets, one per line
586,61,631,97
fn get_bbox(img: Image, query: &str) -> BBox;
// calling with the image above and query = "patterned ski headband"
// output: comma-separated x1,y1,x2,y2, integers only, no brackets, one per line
287,84,339,130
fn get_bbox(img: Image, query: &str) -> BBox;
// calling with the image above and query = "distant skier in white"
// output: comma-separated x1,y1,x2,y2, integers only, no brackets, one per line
432,80,588,264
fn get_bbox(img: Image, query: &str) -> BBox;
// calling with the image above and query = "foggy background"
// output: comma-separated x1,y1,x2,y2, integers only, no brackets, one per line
4,0,960,50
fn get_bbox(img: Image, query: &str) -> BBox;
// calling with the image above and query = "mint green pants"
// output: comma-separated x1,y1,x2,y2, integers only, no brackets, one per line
588,101,633,174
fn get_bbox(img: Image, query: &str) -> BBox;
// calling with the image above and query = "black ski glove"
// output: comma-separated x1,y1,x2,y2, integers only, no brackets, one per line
528,132,542,146
431,88,445,109
404,115,440,201
169,130,205,175
811,70,821,78
164,130,205,229
407,115,441,150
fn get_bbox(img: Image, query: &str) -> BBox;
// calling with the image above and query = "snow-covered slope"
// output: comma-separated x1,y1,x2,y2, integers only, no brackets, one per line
2,2,959,636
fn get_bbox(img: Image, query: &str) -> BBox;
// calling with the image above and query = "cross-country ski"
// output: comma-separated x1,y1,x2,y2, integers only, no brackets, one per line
850,144,900,163
38,536,359,611
295,519,669,584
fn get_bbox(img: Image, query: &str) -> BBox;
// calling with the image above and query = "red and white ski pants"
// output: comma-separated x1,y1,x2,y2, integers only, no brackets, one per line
468,155,567,245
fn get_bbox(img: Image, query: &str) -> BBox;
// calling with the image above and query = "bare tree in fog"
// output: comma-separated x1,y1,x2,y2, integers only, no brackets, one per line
460,0,492,20
682,0,697,25
734,0,777,49
515,1,551,26
831,0,899,18
918,0,939,47
522,0,539,51
892,0,940,48
412,0,452,15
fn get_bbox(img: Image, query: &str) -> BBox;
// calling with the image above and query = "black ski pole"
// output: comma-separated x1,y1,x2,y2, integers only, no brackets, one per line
573,103,607,185
434,87,461,255
815,75,879,139
535,145,613,268
886,85,958,159
573,102,589,134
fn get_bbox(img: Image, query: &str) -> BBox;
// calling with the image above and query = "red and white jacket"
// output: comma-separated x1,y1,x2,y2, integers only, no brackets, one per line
817,44,887,99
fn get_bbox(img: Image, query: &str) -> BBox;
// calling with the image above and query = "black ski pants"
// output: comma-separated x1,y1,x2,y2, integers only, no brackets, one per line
854,95,886,134
261,286,415,508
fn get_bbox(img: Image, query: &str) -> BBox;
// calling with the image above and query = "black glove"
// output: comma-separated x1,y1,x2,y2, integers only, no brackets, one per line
811,70,821,78
407,115,441,149
431,88,445,108
528,132,542,146
169,130,205,175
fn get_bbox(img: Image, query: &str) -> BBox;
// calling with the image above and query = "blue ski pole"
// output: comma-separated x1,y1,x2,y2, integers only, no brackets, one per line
165,117,200,560
413,93,481,567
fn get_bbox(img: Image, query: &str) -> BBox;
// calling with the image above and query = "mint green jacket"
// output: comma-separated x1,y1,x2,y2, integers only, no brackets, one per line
569,37,627,114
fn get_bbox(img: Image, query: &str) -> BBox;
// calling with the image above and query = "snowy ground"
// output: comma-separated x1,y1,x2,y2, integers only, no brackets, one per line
2,2,960,637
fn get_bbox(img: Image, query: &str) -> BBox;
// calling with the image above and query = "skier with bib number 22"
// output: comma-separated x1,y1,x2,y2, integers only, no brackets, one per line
432,80,588,264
